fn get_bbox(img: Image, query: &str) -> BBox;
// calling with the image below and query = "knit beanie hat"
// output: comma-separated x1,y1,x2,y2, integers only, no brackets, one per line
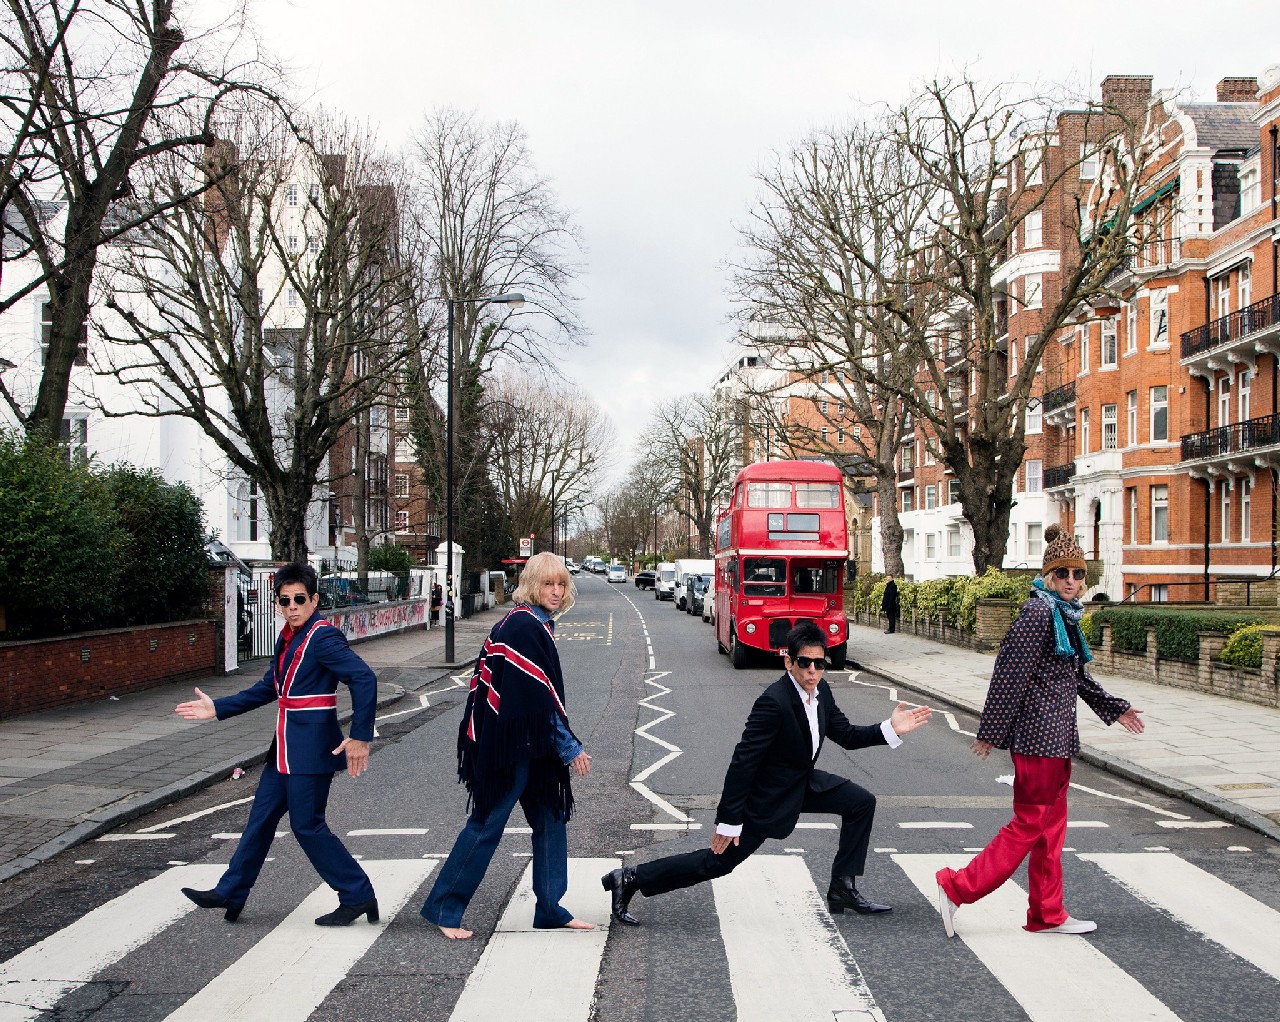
1042,523,1086,574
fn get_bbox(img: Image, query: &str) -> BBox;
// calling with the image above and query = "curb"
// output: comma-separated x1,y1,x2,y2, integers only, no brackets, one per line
851,660,1280,846
0,681,407,885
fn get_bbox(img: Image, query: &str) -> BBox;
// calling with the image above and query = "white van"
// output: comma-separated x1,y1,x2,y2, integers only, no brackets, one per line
655,562,678,601
673,558,715,611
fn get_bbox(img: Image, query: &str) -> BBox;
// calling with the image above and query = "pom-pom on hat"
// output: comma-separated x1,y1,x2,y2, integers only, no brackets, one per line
1042,523,1086,574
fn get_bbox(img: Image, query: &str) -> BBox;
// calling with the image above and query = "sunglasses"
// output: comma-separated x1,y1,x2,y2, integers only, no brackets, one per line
277,593,312,606
1052,568,1087,581
791,655,829,670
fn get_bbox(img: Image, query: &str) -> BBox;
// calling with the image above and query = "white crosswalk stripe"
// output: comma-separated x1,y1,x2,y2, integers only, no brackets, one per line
894,853,1184,1022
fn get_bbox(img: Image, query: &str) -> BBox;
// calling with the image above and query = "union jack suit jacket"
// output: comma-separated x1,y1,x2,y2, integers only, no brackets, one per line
214,610,377,775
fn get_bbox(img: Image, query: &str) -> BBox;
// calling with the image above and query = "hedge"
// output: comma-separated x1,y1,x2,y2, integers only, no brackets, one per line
1087,606,1267,662
1217,624,1280,669
849,567,1033,635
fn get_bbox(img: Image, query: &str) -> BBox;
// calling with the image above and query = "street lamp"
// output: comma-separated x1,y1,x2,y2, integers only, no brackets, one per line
445,291,525,663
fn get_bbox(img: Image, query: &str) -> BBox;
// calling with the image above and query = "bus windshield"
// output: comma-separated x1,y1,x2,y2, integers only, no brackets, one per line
742,557,786,596
791,560,842,594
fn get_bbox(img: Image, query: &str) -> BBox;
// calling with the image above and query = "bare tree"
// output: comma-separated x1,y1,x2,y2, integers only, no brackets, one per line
93,107,411,562
0,0,274,438
486,374,613,546
639,393,739,558
401,107,583,571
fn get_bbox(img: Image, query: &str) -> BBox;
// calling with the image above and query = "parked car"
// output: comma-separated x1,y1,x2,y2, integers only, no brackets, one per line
566,560,580,575
654,562,678,600
686,573,713,616
673,558,715,611
702,575,716,623
606,564,626,583
634,569,657,590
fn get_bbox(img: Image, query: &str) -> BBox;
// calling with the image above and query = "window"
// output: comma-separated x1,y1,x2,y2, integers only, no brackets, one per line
395,510,409,531
1242,479,1252,542
1217,275,1231,320
743,557,787,596
1024,210,1043,249
1026,397,1042,434
1239,264,1252,310
1239,369,1252,422
40,303,88,365
1025,459,1043,493
820,426,829,444
925,485,937,509
1128,487,1137,542
1080,407,1090,454
1150,386,1168,441
852,424,862,439
820,398,828,414
924,444,935,466
1079,142,1098,180
947,528,962,557
1024,147,1043,185
1151,485,1169,542
1125,302,1137,354
309,181,320,202
1009,337,1018,376
791,560,841,594
837,401,845,416
901,489,914,513
1150,289,1168,347
395,436,414,460
900,445,914,472
1150,584,1168,603
395,404,410,423
1242,164,1262,215
1127,391,1137,447
1024,272,1043,310
287,233,299,252
60,416,88,463
308,235,319,254
948,479,961,505
1079,324,1090,373
795,483,840,508
1027,523,1044,558
286,287,298,307
1101,317,1118,367
837,427,845,444
1218,375,1231,427
1221,482,1231,544
748,482,792,508
1026,333,1041,372
926,533,937,559
394,473,410,498
1102,404,1118,450
286,183,298,206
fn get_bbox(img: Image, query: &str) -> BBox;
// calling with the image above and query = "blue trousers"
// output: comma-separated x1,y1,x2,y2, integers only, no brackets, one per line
421,760,571,929
216,760,375,905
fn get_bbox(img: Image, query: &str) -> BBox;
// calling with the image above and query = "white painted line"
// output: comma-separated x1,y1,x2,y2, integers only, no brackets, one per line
629,781,693,824
74,859,95,865
1066,821,1109,829
793,822,838,830
167,860,188,866
0,864,224,1022
137,796,256,833
95,833,175,841
1068,781,1191,821
1081,852,1280,981
212,832,286,840
713,855,883,1022
347,828,429,836
1144,846,1171,852
873,847,898,853
894,854,1183,1022
630,823,702,831
1156,820,1232,830
504,827,533,835
376,694,433,722
898,822,974,829
1228,846,1252,852
784,848,805,853
162,859,434,1022
448,857,618,1022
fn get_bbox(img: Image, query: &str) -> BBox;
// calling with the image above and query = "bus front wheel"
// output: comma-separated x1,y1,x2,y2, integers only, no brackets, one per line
729,625,752,669
829,642,847,670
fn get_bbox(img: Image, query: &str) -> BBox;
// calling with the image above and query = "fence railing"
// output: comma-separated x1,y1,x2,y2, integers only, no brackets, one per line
1180,412,1280,461
1043,381,1076,413
1044,463,1076,489
1180,293,1280,359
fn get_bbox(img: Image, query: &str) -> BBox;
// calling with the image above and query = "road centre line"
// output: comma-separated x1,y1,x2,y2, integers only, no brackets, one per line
96,833,175,841
376,693,433,722
1158,820,1232,829
899,822,974,829
137,795,256,833
347,828,428,836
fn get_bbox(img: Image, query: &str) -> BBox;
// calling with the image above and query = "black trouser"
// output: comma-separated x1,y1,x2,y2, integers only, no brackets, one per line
634,780,877,897
885,610,898,633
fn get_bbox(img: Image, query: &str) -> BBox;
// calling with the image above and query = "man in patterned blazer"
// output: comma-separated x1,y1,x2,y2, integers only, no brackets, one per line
175,562,379,926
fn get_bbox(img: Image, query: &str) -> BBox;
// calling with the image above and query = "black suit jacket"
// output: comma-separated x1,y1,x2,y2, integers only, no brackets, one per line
715,674,888,838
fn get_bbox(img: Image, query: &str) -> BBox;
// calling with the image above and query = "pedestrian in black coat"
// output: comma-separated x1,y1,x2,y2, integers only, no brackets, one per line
881,577,899,634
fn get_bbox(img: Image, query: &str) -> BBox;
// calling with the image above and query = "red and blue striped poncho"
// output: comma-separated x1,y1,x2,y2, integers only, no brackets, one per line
457,604,579,822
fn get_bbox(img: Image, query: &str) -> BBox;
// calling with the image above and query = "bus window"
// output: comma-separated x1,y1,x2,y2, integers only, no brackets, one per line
795,483,840,508
747,482,791,508
742,557,786,596
791,560,841,594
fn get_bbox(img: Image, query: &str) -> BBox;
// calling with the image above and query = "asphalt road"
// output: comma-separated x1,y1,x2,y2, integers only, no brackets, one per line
1,573,1278,1021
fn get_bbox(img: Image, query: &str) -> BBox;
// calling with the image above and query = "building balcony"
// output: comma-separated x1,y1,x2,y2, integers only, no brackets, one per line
1043,463,1076,490
1181,412,1280,470
1180,293,1280,376
897,468,914,486
1042,381,1075,427
1074,449,1124,479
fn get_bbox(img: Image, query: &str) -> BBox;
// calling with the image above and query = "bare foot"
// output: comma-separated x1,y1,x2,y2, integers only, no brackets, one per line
438,925,473,940
564,918,594,930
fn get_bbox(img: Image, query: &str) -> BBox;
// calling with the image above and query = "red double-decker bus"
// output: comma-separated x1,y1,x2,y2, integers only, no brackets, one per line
713,460,849,669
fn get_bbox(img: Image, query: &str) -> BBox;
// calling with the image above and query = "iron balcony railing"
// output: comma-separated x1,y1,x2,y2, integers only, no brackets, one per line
1181,412,1280,461
1181,293,1280,359
1044,463,1077,489
1043,381,1076,414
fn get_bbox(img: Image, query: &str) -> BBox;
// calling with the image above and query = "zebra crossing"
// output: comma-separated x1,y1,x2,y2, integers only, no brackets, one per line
2,851,1277,1022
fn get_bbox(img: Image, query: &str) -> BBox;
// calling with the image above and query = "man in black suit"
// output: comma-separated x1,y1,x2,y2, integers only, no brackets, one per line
603,621,931,924
882,577,900,634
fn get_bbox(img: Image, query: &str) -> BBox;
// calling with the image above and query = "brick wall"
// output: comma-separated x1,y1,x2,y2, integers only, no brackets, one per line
0,619,219,718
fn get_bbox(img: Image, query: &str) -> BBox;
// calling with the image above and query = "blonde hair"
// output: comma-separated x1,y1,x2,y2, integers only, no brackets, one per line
512,552,576,613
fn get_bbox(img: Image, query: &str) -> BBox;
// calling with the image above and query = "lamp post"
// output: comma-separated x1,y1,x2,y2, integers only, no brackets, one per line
445,291,525,663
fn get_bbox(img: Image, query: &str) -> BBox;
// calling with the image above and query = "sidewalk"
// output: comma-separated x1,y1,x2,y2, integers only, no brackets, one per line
0,607,507,883
847,623,1280,843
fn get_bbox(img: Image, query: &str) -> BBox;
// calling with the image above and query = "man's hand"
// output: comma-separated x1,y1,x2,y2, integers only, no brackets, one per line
710,831,740,855
570,751,592,777
334,738,370,777
1117,707,1145,734
889,702,932,735
175,687,216,721
971,739,993,760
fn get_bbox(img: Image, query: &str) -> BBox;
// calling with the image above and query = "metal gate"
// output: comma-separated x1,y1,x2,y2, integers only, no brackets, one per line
237,568,281,662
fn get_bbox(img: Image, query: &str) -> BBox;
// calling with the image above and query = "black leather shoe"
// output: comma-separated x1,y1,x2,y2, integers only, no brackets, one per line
315,897,379,926
601,867,641,926
826,877,891,915
181,887,245,922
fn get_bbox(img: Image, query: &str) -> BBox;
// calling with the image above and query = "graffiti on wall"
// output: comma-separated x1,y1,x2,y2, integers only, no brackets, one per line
330,599,429,642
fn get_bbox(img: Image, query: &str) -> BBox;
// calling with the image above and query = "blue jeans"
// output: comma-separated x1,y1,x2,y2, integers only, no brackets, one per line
421,759,572,929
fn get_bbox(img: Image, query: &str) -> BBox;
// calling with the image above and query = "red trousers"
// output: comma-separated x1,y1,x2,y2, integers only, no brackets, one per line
936,753,1071,931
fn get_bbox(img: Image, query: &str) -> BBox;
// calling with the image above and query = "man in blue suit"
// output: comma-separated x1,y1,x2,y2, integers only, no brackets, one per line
175,562,379,926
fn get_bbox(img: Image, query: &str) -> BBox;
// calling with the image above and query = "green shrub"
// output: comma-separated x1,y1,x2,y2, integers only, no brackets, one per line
1089,606,1267,661
369,543,413,573
1080,611,1100,648
1217,624,1279,669
913,577,956,622
952,567,1033,633
849,572,886,613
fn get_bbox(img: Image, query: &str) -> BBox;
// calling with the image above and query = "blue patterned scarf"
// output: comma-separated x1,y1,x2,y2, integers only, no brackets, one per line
1031,577,1093,663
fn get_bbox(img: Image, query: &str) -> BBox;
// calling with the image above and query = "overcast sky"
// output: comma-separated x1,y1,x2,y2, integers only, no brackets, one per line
250,0,1277,481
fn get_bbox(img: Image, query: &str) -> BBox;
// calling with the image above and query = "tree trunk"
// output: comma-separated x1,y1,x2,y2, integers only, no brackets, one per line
950,436,1019,576
875,473,906,578
264,484,312,565
354,408,370,588
26,251,95,439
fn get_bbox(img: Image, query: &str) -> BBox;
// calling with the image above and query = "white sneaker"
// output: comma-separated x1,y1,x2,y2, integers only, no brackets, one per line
937,883,958,938
1037,916,1097,935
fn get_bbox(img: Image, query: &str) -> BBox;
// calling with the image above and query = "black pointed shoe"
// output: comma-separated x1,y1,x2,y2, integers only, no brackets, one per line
181,887,245,922
315,897,379,926
601,867,641,926
826,876,891,915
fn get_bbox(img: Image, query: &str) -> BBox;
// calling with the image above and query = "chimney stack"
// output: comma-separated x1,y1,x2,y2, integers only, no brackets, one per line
1100,75,1154,122
1216,77,1259,103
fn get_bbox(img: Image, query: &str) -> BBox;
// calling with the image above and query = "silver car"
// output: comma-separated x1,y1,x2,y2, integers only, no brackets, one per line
606,564,626,583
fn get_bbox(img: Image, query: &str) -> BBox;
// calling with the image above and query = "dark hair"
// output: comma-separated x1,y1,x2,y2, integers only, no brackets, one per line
786,620,828,658
273,562,318,597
